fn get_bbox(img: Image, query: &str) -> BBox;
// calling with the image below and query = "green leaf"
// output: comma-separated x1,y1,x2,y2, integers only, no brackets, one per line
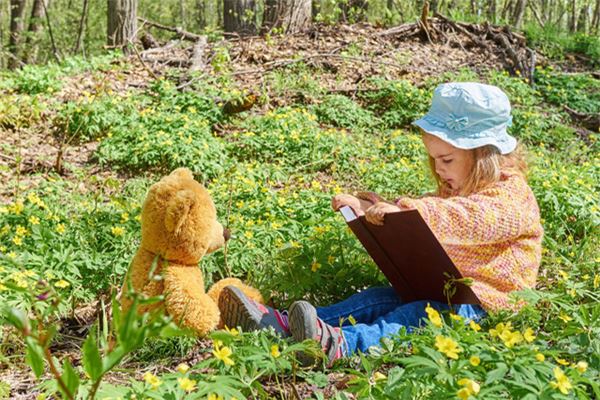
485,363,508,385
4,308,30,333
25,337,45,378
59,359,80,399
82,333,103,381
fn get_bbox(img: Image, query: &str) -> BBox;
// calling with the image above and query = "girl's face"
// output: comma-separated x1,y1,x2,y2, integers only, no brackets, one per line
422,133,474,191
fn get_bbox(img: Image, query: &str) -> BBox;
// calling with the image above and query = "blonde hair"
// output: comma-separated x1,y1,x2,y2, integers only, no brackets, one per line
429,144,528,198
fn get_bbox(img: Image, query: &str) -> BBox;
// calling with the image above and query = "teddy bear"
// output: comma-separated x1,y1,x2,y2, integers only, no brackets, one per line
120,167,262,335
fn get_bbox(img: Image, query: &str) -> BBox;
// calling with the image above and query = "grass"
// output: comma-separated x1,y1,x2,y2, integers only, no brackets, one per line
0,51,598,399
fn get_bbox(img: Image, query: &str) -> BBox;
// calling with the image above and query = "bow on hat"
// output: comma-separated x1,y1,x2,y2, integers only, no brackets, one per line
445,113,469,131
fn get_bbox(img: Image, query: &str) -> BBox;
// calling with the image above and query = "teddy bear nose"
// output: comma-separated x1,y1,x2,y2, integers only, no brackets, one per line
223,227,231,241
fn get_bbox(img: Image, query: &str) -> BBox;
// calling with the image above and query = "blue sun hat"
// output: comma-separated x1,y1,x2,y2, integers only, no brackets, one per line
413,82,517,154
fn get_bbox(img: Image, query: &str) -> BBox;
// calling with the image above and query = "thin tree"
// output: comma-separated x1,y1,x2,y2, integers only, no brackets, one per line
73,0,90,55
8,0,26,69
511,0,526,28
592,0,600,32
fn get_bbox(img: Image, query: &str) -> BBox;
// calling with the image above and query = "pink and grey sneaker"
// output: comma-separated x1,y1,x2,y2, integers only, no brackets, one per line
219,286,290,337
288,300,346,366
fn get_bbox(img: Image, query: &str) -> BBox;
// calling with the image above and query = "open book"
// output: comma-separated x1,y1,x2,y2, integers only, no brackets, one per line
339,205,480,305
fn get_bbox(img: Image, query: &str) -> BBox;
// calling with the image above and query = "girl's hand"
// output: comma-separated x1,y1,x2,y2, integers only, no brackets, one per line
355,191,385,204
365,202,401,225
332,194,362,213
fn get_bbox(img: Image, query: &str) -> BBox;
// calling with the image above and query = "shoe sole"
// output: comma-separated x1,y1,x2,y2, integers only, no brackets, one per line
219,286,263,332
289,301,320,366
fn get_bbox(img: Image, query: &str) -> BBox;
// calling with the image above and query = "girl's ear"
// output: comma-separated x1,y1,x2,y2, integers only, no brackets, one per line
164,190,196,236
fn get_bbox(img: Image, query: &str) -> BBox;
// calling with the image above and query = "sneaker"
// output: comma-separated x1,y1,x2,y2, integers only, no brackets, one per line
219,286,290,337
288,300,346,366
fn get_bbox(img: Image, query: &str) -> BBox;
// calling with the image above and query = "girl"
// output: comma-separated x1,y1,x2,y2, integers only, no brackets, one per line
219,82,543,364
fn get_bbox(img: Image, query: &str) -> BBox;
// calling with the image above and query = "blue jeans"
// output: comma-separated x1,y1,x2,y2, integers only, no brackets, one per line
315,287,486,355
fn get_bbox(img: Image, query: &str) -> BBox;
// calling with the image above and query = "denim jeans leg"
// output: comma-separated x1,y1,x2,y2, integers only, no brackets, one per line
340,300,486,355
315,287,403,326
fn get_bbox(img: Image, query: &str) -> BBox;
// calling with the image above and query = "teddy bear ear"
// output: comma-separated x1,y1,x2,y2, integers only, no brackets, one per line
170,168,194,181
164,189,196,235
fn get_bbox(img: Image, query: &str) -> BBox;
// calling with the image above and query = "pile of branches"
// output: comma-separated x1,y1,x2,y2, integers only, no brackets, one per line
379,5,536,82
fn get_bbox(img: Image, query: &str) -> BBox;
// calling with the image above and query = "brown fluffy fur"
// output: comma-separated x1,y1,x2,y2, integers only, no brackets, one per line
120,168,262,335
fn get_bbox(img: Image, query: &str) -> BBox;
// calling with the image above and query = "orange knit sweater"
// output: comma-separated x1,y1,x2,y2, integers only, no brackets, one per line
396,170,543,312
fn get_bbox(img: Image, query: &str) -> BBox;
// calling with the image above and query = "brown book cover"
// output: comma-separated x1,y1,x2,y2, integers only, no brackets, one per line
339,206,480,305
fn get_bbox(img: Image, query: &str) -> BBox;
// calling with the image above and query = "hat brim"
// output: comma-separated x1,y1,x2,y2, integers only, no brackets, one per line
412,118,517,155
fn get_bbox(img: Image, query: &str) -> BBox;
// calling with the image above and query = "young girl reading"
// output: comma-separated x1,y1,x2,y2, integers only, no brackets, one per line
218,82,544,364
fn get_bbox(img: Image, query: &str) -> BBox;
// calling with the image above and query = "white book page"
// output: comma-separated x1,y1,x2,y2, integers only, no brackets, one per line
339,206,358,222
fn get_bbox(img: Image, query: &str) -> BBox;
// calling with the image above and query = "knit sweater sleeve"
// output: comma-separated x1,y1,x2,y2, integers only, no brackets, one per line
395,173,537,246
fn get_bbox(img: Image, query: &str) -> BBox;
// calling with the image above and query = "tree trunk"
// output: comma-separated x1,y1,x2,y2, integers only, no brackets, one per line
23,0,47,64
511,0,526,28
8,0,26,69
488,0,497,22
73,0,90,54
223,0,256,35
180,0,186,29
263,0,311,34
107,0,138,53
577,3,588,31
196,0,206,29
569,0,577,31
592,0,600,32
501,0,513,21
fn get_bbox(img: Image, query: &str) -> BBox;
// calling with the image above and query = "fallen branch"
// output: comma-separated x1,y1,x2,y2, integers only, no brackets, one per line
138,18,205,42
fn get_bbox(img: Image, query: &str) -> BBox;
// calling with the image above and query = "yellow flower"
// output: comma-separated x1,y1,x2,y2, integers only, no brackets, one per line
457,388,471,400
270,344,281,358
311,261,321,272
212,344,234,366
556,357,570,366
449,313,462,321
28,216,40,225
550,367,572,394
501,330,523,348
457,378,480,399
177,377,196,392
55,280,70,288
8,252,17,259
120,212,129,222
176,363,190,374
469,355,481,366
11,201,24,215
111,226,125,236
435,335,462,359
207,394,223,400
575,361,588,373
523,328,535,343
12,236,23,246
244,231,253,239
425,304,443,328
535,353,545,362
558,270,569,280
489,322,512,338
469,321,481,332
15,225,28,236
373,372,387,382
558,313,572,323
594,274,600,289
56,224,66,234
225,326,239,336
143,372,162,389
